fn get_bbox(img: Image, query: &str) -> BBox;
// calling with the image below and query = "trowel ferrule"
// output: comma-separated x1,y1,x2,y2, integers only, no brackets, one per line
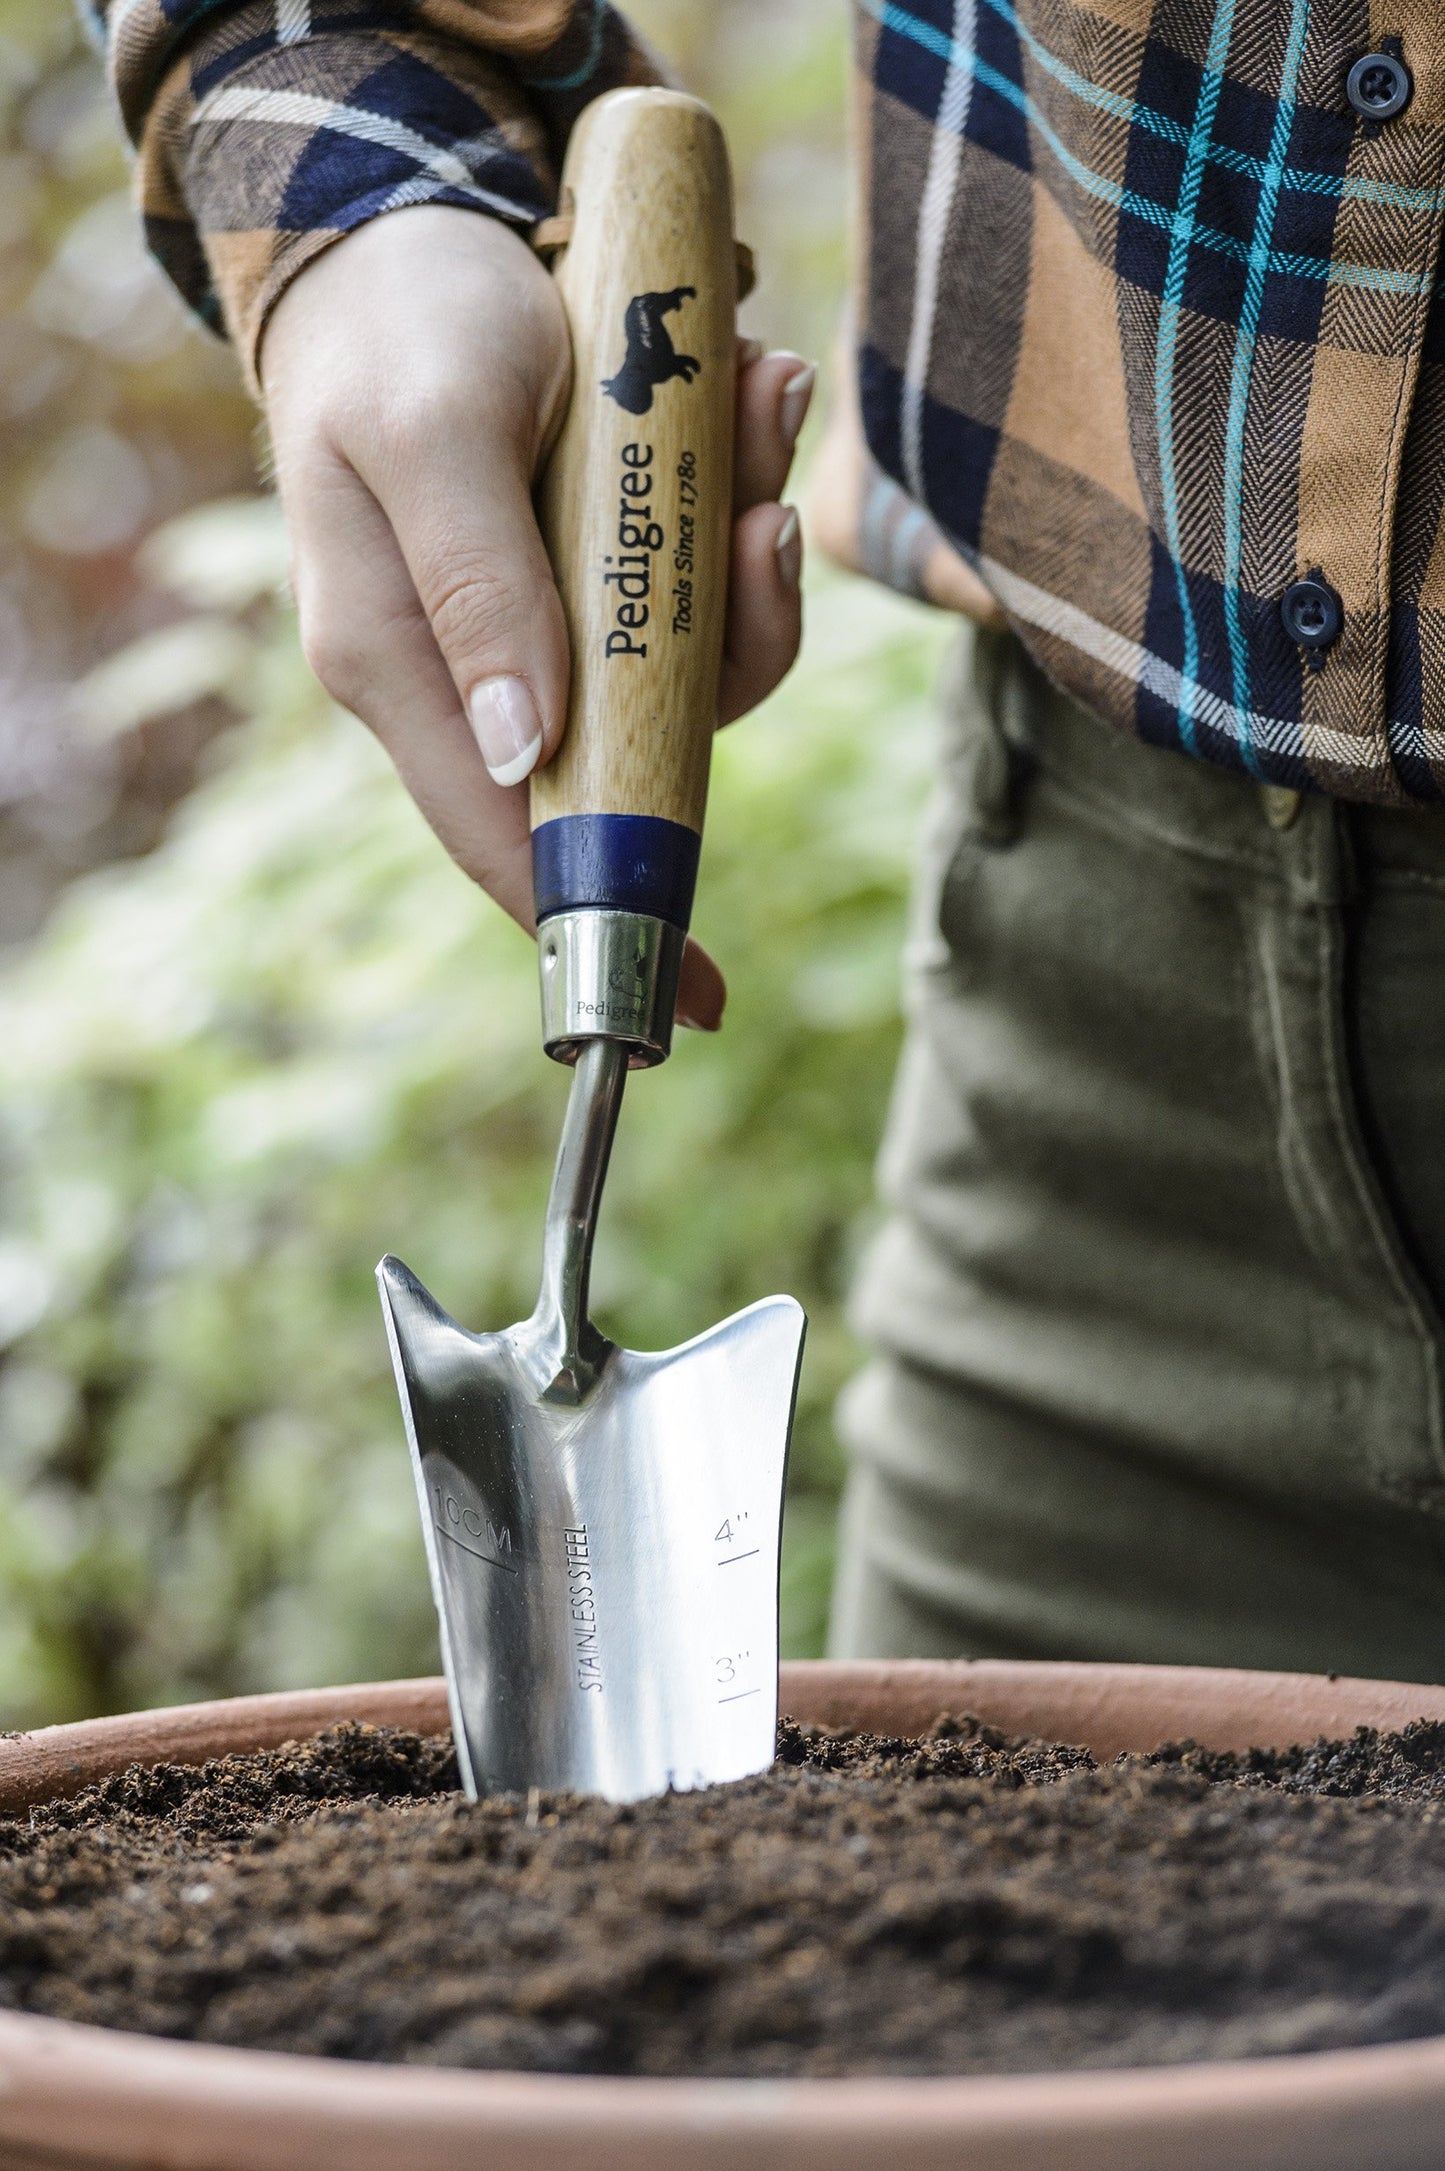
537,907,686,1068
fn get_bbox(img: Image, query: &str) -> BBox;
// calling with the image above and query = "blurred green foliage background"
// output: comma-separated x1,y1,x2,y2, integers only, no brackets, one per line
0,0,950,1724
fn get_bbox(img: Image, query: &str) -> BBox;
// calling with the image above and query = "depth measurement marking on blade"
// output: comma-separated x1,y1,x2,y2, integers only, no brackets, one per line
431,1481,517,1576
714,1512,758,1566
715,1650,759,1704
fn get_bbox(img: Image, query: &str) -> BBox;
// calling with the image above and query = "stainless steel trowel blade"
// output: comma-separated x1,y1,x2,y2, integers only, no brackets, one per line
378,1256,805,1804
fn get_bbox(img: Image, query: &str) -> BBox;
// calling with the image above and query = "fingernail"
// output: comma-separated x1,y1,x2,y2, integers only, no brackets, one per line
737,336,764,368
779,360,817,448
469,675,542,786
775,503,802,587
677,1009,721,1033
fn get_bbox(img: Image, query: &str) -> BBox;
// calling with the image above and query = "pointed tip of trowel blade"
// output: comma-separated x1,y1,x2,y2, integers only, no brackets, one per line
375,1254,464,1352
375,1253,441,1314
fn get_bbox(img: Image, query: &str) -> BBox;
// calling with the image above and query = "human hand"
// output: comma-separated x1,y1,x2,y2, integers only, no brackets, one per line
260,206,813,1031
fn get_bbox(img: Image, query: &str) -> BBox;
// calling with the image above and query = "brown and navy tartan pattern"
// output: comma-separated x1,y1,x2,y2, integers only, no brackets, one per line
96,0,1445,802
855,0,1445,803
89,1,663,381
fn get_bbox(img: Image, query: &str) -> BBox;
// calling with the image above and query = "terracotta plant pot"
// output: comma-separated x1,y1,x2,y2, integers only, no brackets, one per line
2,1659,1445,2171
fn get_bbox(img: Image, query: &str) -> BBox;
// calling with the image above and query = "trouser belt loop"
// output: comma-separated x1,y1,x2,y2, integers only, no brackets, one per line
1260,783,1304,832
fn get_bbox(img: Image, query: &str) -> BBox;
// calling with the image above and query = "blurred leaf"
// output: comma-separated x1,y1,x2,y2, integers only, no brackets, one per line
139,497,288,614
74,616,254,738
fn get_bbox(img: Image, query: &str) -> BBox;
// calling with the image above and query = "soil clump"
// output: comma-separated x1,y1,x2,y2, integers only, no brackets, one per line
2,1712,1445,2076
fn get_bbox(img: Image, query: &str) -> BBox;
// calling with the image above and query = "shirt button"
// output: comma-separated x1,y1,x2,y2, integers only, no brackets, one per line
1281,574,1343,653
1346,51,1412,121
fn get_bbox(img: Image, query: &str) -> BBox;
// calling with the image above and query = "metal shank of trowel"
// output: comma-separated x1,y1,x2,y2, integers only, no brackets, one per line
529,88,738,1079
522,1034,625,1403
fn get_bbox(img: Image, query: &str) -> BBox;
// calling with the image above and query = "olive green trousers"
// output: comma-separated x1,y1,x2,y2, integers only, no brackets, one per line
829,626,1445,1684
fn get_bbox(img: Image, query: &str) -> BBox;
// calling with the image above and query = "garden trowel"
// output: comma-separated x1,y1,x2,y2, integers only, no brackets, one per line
377,89,806,1805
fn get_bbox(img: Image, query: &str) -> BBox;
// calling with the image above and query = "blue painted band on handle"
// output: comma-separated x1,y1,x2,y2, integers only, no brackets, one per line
532,814,702,930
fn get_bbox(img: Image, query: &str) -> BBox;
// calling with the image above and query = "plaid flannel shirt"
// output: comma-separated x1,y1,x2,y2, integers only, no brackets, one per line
96,1,1445,805
89,1,664,367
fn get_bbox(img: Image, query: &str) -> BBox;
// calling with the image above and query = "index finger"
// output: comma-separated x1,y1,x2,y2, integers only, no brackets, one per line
733,348,815,513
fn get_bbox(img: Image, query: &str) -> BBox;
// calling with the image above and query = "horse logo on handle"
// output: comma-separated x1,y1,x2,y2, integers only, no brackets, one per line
602,287,700,415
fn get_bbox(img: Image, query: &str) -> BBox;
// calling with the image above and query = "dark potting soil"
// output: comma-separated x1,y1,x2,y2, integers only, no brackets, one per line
3,1712,1445,2077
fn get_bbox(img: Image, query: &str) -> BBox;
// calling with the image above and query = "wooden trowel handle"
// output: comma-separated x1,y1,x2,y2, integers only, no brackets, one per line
530,89,738,1069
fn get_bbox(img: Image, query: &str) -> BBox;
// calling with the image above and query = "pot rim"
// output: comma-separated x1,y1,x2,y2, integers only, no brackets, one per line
2,1658,1444,2171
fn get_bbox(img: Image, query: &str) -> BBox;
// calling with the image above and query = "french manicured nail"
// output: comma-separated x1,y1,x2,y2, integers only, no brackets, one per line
779,360,817,448
775,503,802,587
737,335,764,368
677,1009,721,1033
469,675,542,786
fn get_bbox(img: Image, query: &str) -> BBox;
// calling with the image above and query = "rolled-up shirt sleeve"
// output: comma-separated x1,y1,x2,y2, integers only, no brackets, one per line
89,2,665,388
